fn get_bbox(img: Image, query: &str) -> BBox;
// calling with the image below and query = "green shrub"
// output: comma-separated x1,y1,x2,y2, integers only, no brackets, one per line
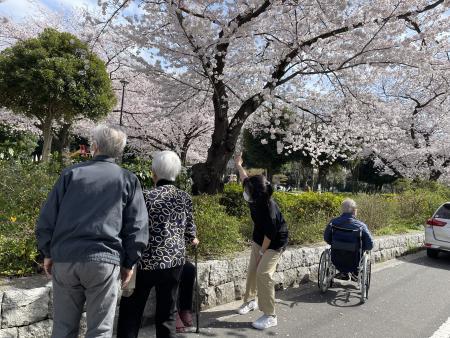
0,124,38,161
220,183,247,218
353,194,395,232
273,192,344,245
0,160,58,276
175,166,193,194
395,189,444,227
121,158,153,189
192,195,245,258
3,155,450,276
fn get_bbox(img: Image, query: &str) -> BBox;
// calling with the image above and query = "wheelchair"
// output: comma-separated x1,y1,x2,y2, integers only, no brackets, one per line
317,224,372,303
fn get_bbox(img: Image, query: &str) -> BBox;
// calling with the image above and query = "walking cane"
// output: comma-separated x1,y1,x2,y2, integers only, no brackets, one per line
195,246,200,333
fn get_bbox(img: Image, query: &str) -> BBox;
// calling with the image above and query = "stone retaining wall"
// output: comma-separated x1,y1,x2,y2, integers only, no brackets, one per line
0,233,424,337
192,232,424,310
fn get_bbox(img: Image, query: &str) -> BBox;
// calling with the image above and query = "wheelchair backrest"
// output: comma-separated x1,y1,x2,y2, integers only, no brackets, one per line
330,223,363,273
331,224,363,251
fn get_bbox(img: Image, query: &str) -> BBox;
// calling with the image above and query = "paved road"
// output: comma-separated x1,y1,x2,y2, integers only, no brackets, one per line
138,251,450,338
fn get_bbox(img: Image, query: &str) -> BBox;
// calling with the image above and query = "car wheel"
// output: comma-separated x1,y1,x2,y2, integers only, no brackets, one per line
426,248,439,259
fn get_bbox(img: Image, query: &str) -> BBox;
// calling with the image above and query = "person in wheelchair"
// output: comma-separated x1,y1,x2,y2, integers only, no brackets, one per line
324,198,374,281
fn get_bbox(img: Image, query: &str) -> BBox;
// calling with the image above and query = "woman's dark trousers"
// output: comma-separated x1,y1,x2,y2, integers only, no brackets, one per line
117,266,183,338
178,261,196,311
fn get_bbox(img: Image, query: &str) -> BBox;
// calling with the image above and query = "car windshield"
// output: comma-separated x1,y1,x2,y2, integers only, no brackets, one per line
434,204,450,219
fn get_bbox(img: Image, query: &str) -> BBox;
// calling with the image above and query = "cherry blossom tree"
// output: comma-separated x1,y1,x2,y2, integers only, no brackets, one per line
99,0,450,193
107,69,213,164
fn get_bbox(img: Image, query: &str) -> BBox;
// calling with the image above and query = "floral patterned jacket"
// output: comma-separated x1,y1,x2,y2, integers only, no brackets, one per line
138,180,196,270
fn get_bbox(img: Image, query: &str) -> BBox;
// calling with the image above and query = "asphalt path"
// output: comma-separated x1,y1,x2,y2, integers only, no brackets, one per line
138,250,450,338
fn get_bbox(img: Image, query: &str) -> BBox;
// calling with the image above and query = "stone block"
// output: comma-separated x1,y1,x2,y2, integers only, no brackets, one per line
209,260,229,286
1,287,50,328
196,262,211,289
282,268,299,288
309,264,319,282
276,250,292,272
0,292,3,316
228,256,248,281
297,267,310,284
47,288,52,320
273,272,284,290
17,319,52,338
0,328,18,338
200,286,217,309
290,249,304,268
372,239,380,252
304,248,317,266
234,279,247,300
215,282,235,305
373,251,382,263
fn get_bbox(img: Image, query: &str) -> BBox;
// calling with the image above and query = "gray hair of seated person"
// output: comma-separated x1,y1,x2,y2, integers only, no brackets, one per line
152,150,182,182
91,125,127,158
341,198,357,214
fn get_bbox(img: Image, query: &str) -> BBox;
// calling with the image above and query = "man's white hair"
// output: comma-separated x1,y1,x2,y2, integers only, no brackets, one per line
341,198,357,214
152,150,181,181
91,125,127,158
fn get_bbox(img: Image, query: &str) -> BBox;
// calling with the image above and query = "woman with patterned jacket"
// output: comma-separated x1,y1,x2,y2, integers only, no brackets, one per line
117,150,199,338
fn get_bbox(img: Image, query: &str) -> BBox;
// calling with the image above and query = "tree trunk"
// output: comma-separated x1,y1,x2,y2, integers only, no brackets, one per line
56,123,72,166
266,167,274,182
191,124,239,194
180,138,190,166
191,93,263,194
41,114,53,162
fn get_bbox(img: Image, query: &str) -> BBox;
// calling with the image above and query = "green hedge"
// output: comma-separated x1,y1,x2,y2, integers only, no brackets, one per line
0,160,58,276
192,195,244,258
1,158,448,277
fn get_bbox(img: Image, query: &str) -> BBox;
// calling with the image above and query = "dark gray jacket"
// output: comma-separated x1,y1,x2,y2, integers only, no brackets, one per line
36,155,149,269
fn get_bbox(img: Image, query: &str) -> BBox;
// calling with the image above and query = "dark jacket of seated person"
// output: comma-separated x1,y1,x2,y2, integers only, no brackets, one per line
324,212,374,252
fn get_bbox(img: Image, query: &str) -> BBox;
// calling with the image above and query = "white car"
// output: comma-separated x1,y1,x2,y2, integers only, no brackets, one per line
425,203,450,258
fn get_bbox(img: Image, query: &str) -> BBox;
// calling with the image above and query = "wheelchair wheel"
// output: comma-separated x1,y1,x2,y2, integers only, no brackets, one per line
318,249,332,293
365,258,372,299
360,254,370,303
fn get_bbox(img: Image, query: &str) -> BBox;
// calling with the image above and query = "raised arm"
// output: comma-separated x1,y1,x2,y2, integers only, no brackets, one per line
234,153,248,183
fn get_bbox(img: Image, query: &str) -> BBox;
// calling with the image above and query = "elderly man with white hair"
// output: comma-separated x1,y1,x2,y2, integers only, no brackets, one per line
117,150,198,338
36,125,149,338
323,198,374,280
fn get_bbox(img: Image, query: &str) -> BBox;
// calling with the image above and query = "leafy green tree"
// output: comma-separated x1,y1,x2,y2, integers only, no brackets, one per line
0,28,116,161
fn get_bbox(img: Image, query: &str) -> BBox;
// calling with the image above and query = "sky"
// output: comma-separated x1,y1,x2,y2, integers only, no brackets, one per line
0,0,99,20
0,0,143,21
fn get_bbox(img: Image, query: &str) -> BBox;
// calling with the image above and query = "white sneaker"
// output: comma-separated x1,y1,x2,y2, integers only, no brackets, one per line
252,314,278,330
237,300,258,315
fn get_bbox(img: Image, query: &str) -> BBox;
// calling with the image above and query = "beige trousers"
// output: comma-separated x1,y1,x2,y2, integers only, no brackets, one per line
243,242,281,316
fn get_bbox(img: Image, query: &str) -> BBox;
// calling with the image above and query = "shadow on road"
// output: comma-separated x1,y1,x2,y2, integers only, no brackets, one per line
276,282,364,309
398,250,450,270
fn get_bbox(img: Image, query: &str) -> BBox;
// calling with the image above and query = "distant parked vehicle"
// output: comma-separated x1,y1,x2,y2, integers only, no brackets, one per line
425,203,450,258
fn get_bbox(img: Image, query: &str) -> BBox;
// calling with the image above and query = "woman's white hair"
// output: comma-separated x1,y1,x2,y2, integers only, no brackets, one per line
341,198,357,214
91,125,127,158
152,150,182,182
